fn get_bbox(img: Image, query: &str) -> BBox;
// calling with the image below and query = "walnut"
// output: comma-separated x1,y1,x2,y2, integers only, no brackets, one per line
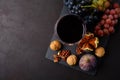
50,40,61,51
76,33,99,55
53,54,60,63
66,54,77,66
58,50,71,61
52,50,71,63
95,47,105,58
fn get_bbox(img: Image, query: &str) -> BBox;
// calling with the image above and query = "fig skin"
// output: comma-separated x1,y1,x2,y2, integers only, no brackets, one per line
79,54,97,71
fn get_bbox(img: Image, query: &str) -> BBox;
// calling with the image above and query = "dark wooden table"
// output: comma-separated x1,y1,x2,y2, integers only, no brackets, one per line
0,0,120,80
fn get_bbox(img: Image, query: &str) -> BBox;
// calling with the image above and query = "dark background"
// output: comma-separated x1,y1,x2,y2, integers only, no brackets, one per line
0,0,120,80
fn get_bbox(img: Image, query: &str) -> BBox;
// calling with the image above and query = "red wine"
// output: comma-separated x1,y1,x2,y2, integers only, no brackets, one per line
56,15,84,44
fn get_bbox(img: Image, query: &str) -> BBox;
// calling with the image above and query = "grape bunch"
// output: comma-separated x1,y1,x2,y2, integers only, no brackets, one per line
94,3,120,37
64,0,92,16
64,0,103,29
84,8,104,32
84,9,103,24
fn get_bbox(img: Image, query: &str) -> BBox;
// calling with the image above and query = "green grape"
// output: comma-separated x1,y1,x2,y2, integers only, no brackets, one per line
81,0,110,11
97,0,104,6
92,0,98,3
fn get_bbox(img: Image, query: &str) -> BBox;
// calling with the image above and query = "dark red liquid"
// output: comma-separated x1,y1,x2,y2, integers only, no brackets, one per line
57,15,83,44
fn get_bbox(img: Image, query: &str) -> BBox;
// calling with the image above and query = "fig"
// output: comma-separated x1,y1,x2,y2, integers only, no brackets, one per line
79,54,97,71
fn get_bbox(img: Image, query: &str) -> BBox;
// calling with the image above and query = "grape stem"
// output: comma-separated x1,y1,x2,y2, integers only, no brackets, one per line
81,5,96,8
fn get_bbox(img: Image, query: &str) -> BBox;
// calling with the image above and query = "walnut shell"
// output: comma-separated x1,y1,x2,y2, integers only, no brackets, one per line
66,54,77,66
95,47,105,58
50,40,61,51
